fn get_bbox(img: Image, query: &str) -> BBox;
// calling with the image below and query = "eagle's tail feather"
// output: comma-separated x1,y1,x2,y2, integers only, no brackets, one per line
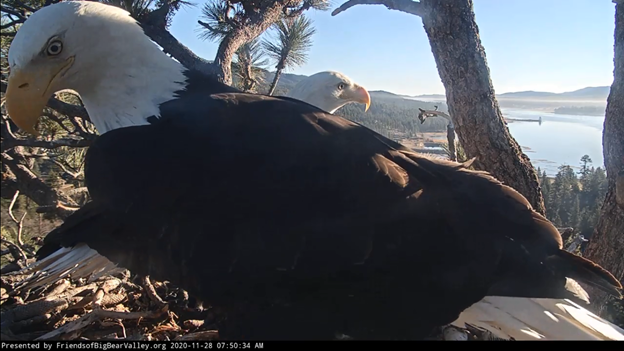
547,250,622,298
10,201,126,292
12,243,118,293
451,296,624,340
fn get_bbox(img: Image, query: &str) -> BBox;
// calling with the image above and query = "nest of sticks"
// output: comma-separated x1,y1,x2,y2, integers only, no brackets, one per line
0,252,505,341
1,262,222,341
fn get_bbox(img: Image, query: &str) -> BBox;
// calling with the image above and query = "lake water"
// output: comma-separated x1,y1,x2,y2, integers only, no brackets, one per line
502,108,604,176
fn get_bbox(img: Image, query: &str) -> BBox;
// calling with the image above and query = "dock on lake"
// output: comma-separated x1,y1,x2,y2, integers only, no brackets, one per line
505,116,543,124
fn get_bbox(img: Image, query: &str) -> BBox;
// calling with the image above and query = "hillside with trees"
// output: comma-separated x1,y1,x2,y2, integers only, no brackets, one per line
537,157,622,326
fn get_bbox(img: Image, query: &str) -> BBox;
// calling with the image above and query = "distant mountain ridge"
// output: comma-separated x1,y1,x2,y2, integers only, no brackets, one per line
409,86,609,101
250,71,608,104
498,86,609,100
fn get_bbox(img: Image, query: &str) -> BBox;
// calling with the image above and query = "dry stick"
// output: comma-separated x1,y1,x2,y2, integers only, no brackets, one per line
331,0,424,17
46,279,71,297
1,296,70,333
31,278,71,301
183,319,205,330
7,190,26,248
118,320,127,339
11,314,53,333
176,330,219,340
141,276,167,309
0,238,27,263
7,191,34,260
35,279,166,340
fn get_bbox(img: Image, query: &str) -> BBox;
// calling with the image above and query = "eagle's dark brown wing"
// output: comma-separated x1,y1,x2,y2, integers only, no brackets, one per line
38,84,621,340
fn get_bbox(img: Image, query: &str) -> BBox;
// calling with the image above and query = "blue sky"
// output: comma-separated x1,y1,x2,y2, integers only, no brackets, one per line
169,0,616,96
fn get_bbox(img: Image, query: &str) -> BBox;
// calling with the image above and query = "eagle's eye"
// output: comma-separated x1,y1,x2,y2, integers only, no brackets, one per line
46,40,63,56
338,83,345,90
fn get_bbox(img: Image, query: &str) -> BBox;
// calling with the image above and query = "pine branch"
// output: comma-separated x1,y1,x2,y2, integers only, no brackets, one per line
331,0,424,17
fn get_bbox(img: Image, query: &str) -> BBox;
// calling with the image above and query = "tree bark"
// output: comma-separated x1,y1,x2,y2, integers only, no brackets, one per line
583,0,624,314
268,68,284,96
419,0,545,215
446,124,456,161
141,6,218,78
142,23,218,77
213,2,286,85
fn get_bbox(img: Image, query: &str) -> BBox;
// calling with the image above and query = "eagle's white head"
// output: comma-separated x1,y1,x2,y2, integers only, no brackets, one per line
285,71,371,114
6,1,186,135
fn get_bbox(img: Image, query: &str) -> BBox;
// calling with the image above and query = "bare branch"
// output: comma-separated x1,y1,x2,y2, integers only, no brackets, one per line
20,152,84,180
12,0,36,13
8,190,27,248
1,20,23,30
331,0,424,17
140,5,217,77
1,150,78,219
0,238,27,263
2,136,93,151
8,190,21,226
42,112,73,135
141,22,218,76
45,97,89,121
198,20,231,36
0,6,27,21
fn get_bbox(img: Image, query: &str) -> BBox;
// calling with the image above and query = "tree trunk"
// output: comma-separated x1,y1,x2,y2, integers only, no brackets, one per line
419,0,545,215
268,68,284,96
213,2,285,85
446,124,456,161
583,0,624,315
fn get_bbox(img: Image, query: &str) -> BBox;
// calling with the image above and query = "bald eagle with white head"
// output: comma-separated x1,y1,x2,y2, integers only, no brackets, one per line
5,1,622,341
288,71,624,341
285,71,371,114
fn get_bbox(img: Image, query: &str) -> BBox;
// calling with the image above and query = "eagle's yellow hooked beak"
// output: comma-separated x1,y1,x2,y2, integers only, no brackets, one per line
5,56,75,136
340,84,371,112
353,84,371,112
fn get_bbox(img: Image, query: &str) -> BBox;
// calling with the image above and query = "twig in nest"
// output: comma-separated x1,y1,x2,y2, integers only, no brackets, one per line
36,283,167,341
175,330,219,340
142,275,167,309
11,314,53,333
118,320,127,339
183,319,205,330
45,279,71,298
1,296,70,334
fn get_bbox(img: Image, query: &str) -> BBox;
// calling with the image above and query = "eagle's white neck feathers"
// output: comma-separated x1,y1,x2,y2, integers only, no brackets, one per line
8,1,187,134
78,45,186,134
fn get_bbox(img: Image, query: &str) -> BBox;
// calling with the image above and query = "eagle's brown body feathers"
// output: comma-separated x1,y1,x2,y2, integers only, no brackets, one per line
38,72,621,340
